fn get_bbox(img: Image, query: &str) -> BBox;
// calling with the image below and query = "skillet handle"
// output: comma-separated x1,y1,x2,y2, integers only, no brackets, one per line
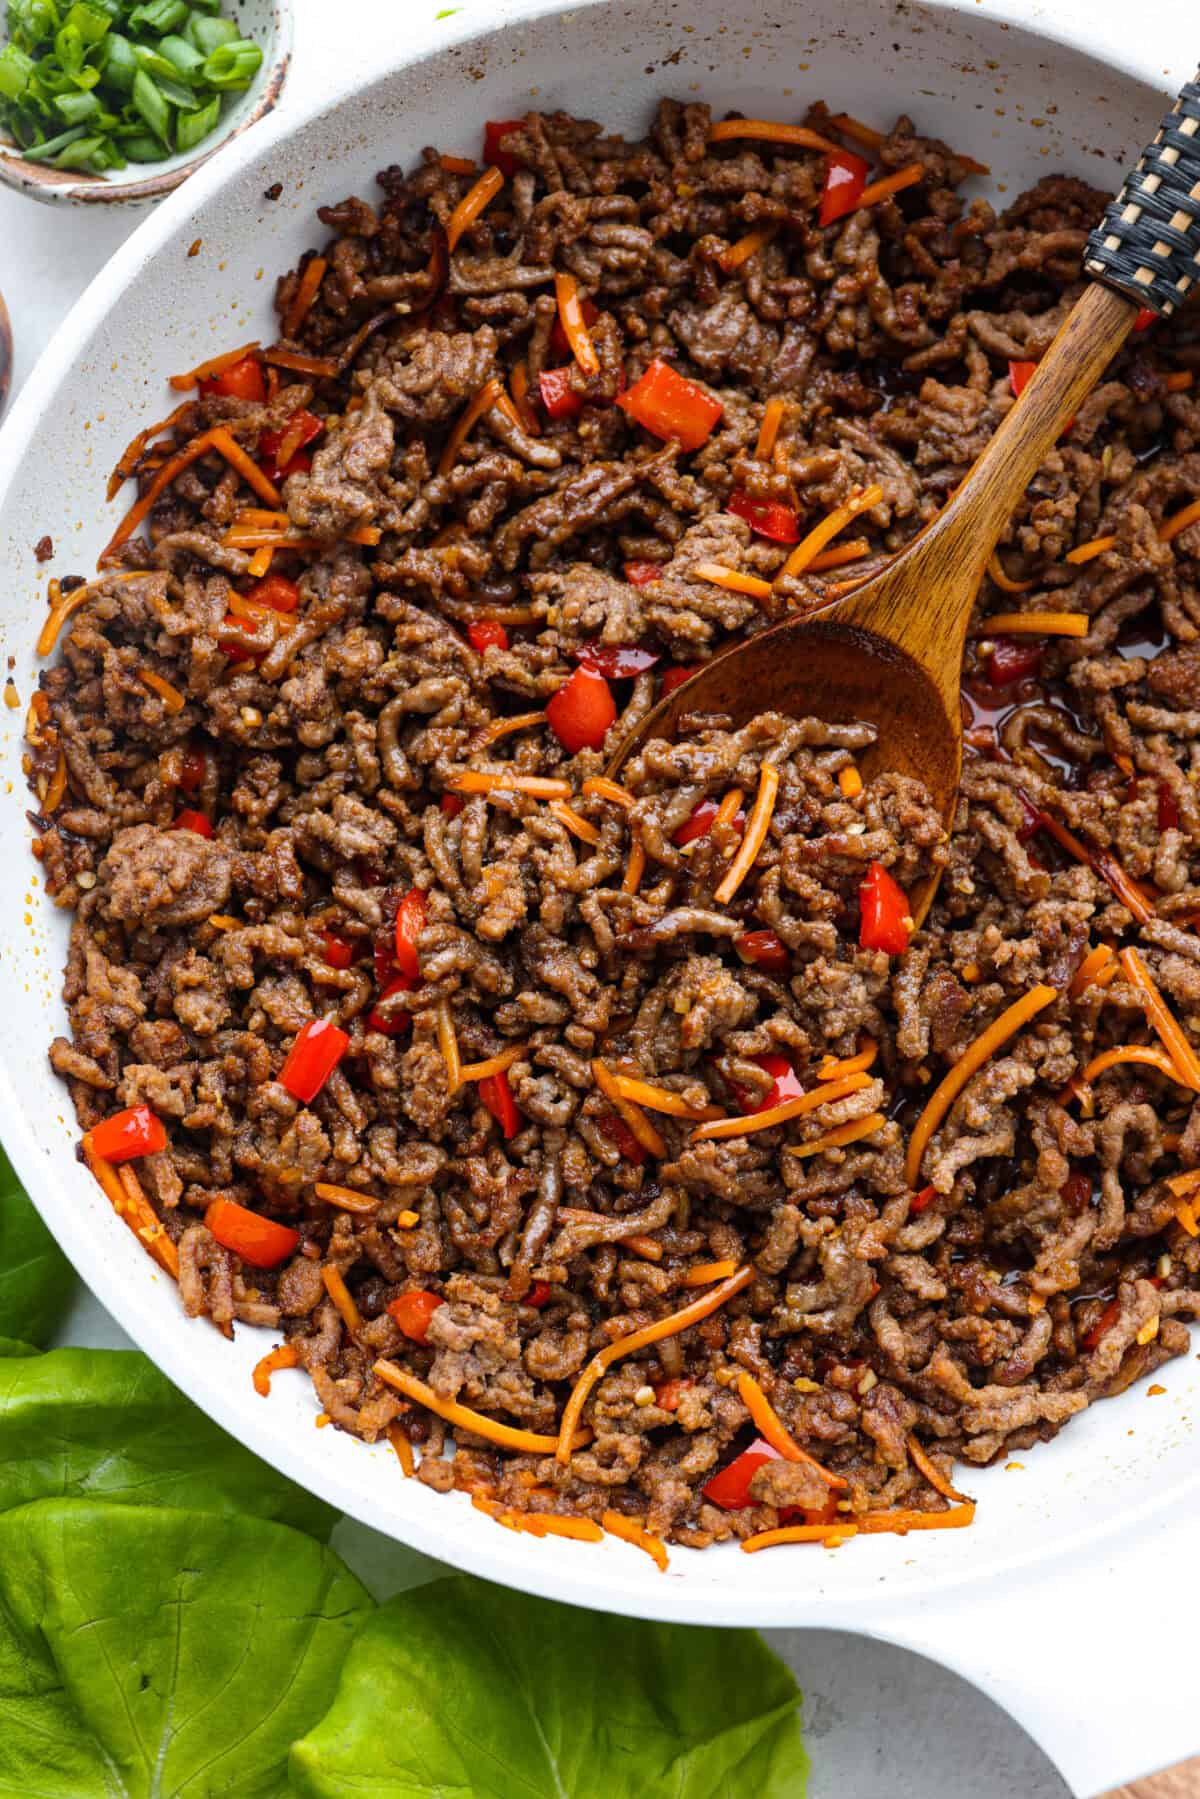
1084,72,1200,318
883,1513,1198,1795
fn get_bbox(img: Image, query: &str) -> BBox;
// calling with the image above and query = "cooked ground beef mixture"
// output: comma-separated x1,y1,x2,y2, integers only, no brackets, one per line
27,99,1200,1557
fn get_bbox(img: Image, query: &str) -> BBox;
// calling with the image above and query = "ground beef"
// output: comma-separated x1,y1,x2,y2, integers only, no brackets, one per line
30,98,1200,1551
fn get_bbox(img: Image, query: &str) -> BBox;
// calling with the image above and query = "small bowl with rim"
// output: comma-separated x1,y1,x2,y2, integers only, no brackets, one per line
0,0,292,207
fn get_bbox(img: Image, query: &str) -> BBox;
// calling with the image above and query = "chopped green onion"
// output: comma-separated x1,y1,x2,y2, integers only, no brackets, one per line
130,42,177,81
186,12,237,54
175,85,216,150
156,32,203,80
63,2,110,45
52,85,101,122
154,71,200,108
0,45,35,101
128,0,188,34
15,120,87,160
50,130,107,168
131,65,170,144
201,38,259,90
119,128,163,159
97,30,136,88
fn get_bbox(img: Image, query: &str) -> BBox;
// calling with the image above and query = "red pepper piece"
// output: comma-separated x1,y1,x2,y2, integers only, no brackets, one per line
483,117,525,179
734,928,791,974
387,1288,444,1343
366,976,413,1037
988,637,1043,686
1008,360,1037,398
673,798,746,848
1060,1171,1093,1214
596,1111,648,1167
538,366,584,420
1015,790,1043,843
1081,1295,1121,1352
624,560,663,586
618,357,723,451
819,147,871,226
726,489,801,543
246,573,301,614
173,809,213,838
200,355,266,402
740,1052,805,1115
660,663,701,698
551,294,599,359
910,1184,937,1215
319,930,354,970
275,450,313,480
546,666,617,753
525,1280,552,1308
653,1376,693,1412
467,620,509,654
440,793,465,818
703,1436,785,1510
1158,783,1181,831
1134,306,1157,332
179,745,209,795
258,409,323,482
572,642,660,678
279,1017,349,1103
479,1069,522,1138
87,1103,166,1163
218,613,263,662
204,1196,299,1269
393,888,427,983
858,860,912,955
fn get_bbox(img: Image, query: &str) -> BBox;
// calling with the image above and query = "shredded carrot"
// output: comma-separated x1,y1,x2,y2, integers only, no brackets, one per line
536,1514,605,1543
550,799,601,845
26,689,50,746
777,484,884,583
375,1358,591,1454
435,999,462,1094
108,400,197,499
855,1502,976,1535
322,1264,362,1334
622,840,646,896
38,574,145,654
314,1181,378,1214
582,775,635,809
602,1509,669,1572
447,165,505,251
235,507,292,529
1174,1200,1199,1236
611,1236,659,1266
713,762,780,905
458,1042,526,1083
440,152,477,175
82,1143,179,1280
708,118,840,153
138,669,186,714
838,765,863,799
907,1433,968,1502
741,1523,860,1551
735,1370,847,1487
387,1423,415,1476
785,1112,887,1159
713,788,745,833
438,376,513,476
41,753,68,815
1065,535,1118,565
695,1070,870,1143
1068,943,1117,1000
1160,498,1200,543
1033,804,1154,925
1166,370,1195,392
1168,1169,1200,1199
609,1073,720,1120
1066,1046,1183,1099
905,984,1057,1186
101,427,283,563
818,1038,877,1080
261,348,339,379
977,611,1089,638
252,1342,299,1398
469,709,547,750
826,112,884,150
719,225,778,273
810,538,870,573
857,162,924,208
554,272,601,378
591,1059,667,1157
693,561,773,601
509,359,540,435
755,396,786,460
683,1258,738,1286
985,549,1034,593
448,769,572,800
247,547,275,579
555,1265,754,1462
282,257,328,337
168,340,260,391
1119,947,1200,1091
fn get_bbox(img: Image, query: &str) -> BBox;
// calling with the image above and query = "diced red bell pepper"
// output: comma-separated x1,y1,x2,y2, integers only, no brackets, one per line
910,1184,937,1215
319,930,354,970
1060,1171,1093,1214
467,620,509,654
173,809,213,838
726,489,801,543
597,1111,648,1167
483,117,525,179
88,1103,166,1163
218,613,263,663
546,666,617,753
572,642,660,678
624,560,663,587
440,793,465,818
179,745,209,795
660,664,700,698
819,148,871,226
1014,789,1043,843
479,1069,522,1138
673,797,745,847
1008,360,1037,398
275,450,313,480
703,1436,784,1510
1081,1295,1121,1352
387,1288,444,1343
551,294,600,359
525,1280,552,1308
246,574,301,614
393,888,427,983
988,637,1042,686
618,357,723,451
204,1196,299,1269
279,1016,349,1103
653,1377,693,1412
258,409,323,482
200,355,266,402
735,1052,805,1115
1134,306,1157,333
366,976,414,1037
734,928,791,974
858,860,912,955
538,366,584,421
1158,783,1181,831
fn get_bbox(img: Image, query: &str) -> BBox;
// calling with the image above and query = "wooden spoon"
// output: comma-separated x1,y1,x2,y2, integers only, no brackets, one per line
608,75,1200,926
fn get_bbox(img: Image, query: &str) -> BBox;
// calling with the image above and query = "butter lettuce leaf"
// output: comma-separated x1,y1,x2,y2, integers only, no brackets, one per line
0,1148,73,1346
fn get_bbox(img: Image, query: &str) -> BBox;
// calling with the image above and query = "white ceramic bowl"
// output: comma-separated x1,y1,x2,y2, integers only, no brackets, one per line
0,4,1194,1789
0,0,291,206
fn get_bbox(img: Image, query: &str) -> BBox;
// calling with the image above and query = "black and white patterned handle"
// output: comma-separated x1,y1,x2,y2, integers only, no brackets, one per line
1084,73,1200,319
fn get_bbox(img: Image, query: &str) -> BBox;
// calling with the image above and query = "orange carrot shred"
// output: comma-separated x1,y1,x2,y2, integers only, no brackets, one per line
591,1060,667,1158
907,1433,969,1502
554,272,601,378
282,257,328,337
713,761,779,905
438,376,511,476
375,1359,591,1455
509,360,541,435
735,1370,847,1487
809,538,871,573
388,1423,415,1476
682,1258,739,1286
1065,535,1118,565
436,999,462,1094
778,484,884,584
168,340,260,390
622,840,646,896
610,1072,721,1120
42,753,68,815
857,162,924,207
261,348,339,378
785,1111,887,1160
253,1342,299,1398
827,112,884,150
440,153,477,175
986,549,1034,593
108,400,197,499
99,428,279,564
82,1142,179,1280
447,165,504,251
322,1264,362,1334
719,225,778,273
582,775,636,809
754,396,786,459
1068,943,1116,1000
1160,498,1200,543
695,1071,870,1143
708,118,840,153
138,669,186,714
602,1509,669,1572
447,769,572,799
1119,946,1200,1091
1165,370,1194,392
468,709,547,750
741,1523,860,1551
550,799,602,845
817,1038,878,1080
314,1182,379,1215
458,1042,526,1082
619,1234,663,1262
976,612,1088,638
693,561,773,601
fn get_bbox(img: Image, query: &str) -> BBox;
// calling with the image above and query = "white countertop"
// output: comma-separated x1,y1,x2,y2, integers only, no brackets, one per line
5,4,1193,1792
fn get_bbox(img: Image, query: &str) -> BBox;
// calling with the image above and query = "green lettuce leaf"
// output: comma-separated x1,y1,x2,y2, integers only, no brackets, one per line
0,1338,38,1358
289,1572,808,1798
0,1147,73,1345
0,1498,372,1798
0,1347,338,1538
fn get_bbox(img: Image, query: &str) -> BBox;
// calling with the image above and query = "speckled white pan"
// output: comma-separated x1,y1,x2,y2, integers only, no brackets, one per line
0,5,1194,1791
